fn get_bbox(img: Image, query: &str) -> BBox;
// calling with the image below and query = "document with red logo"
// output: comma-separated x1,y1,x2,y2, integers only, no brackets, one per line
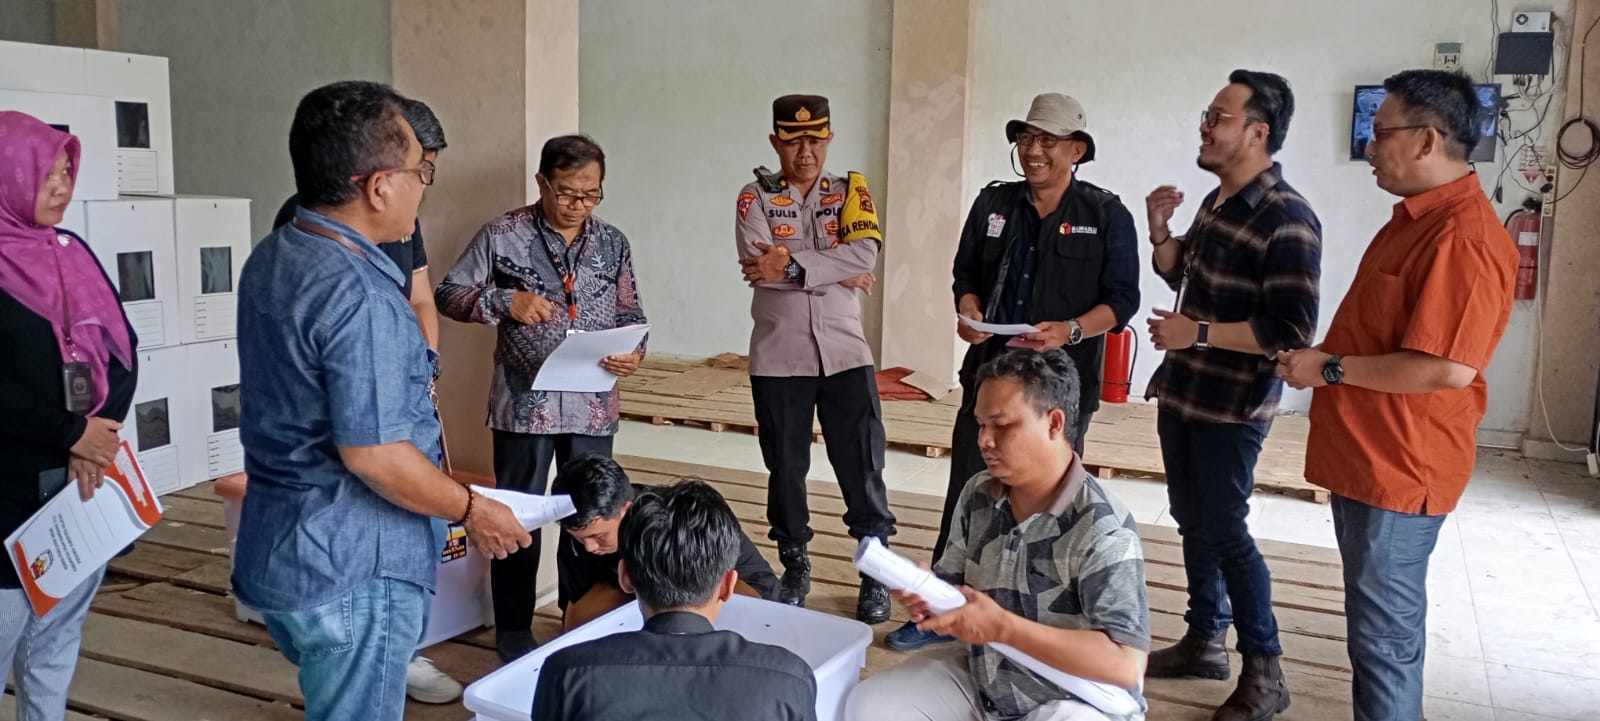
7,442,163,616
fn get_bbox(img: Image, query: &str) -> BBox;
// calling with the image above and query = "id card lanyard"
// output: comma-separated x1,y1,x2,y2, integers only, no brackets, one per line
56,240,95,414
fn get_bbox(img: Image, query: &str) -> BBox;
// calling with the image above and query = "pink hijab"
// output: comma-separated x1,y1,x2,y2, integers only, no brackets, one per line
0,111,134,415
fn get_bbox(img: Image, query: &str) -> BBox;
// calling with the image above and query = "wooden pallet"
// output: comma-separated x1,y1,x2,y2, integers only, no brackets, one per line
623,356,1328,503
48,456,1353,720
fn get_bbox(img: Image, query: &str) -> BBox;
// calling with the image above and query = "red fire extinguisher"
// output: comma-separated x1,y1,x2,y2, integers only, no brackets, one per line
1508,206,1542,301
1102,329,1136,404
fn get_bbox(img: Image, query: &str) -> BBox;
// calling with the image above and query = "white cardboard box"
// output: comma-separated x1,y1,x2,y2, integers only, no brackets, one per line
173,197,251,343
178,340,244,485
84,50,174,196
119,346,187,495
0,88,118,201
84,197,178,349
0,40,87,94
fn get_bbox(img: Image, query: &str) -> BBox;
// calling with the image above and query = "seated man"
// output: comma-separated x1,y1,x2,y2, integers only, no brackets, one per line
553,454,779,630
533,480,818,721
846,350,1151,721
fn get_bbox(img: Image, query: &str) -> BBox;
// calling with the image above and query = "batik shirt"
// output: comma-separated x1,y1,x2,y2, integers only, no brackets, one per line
437,205,646,436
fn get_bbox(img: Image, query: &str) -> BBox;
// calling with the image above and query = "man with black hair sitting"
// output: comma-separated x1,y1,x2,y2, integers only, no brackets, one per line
534,480,817,721
553,455,779,630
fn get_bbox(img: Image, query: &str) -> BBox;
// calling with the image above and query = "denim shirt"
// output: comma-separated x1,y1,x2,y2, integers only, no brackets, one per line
233,208,442,613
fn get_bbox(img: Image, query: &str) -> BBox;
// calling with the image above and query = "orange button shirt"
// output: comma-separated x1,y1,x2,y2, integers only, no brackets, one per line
1305,173,1517,515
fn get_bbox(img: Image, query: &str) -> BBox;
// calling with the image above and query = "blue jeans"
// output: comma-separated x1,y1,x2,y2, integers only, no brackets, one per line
1157,411,1282,657
1332,494,1445,721
263,577,427,721
0,565,106,721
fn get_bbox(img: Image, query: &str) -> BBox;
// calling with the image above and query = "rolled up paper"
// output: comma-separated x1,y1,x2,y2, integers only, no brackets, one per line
853,538,1140,717
470,486,578,530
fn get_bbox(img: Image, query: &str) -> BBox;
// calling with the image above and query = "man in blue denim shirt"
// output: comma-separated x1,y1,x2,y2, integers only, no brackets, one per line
235,80,531,721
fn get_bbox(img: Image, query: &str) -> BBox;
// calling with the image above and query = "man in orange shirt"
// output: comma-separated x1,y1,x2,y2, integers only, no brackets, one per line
1277,70,1517,721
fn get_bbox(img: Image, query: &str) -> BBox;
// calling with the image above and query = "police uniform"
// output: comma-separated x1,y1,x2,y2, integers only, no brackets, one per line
735,95,895,622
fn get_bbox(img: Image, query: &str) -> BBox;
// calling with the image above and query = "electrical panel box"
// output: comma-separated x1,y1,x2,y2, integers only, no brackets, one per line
1512,11,1552,33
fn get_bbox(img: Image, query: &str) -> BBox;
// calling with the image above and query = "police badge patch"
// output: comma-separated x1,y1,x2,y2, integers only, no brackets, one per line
738,191,757,220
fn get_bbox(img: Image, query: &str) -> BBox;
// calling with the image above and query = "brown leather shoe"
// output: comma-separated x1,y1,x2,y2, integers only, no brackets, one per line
1146,629,1230,680
1212,655,1291,721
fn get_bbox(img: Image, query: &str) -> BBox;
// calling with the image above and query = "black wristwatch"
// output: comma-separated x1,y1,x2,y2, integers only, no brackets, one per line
1194,321,1211,351
1322,355,1345,385
783,258,802,280
1067,319,1084,346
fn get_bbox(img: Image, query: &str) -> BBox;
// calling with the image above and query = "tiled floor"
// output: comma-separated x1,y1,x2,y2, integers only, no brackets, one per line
613,419,1600,720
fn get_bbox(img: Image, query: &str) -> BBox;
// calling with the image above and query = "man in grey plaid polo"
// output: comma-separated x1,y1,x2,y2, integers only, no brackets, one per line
845,350,1149,721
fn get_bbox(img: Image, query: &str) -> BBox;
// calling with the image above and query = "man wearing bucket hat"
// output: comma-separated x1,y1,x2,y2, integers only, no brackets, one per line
885,93,1139,651
735,94,897,625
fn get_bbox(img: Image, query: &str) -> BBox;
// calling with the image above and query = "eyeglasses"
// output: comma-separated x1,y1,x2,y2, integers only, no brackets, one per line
350,160,436,186
552,189,604,208
1370,124,1446,142
1201,109,1265,129
1014,131,1072,148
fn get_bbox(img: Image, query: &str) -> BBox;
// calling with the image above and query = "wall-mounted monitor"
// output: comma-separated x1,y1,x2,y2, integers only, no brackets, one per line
1350,83,1500,163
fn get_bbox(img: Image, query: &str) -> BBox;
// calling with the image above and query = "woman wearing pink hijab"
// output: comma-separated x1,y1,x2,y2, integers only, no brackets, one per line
0,111,138,721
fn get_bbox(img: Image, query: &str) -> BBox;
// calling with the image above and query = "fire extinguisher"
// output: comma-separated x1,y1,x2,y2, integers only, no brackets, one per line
1508,202,1542,301
1102,328,1137,404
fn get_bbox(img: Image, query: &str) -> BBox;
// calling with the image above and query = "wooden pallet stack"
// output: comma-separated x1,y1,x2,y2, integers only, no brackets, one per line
2,455,1357,720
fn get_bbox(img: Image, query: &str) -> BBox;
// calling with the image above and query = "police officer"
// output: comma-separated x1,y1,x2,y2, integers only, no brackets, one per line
735,94,895,624
886,93,1141,649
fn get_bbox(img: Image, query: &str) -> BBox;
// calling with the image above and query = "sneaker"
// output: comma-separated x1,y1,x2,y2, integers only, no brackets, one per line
405,656,463,704
885,620,955,651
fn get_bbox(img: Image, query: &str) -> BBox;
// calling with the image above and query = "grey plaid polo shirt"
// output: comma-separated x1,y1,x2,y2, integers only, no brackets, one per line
933,459,1150,721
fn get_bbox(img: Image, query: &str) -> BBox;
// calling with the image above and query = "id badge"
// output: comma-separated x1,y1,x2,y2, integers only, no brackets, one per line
63,361,94,414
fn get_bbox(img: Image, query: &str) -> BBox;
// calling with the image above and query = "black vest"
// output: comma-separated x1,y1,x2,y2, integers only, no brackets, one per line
959,179,1118,416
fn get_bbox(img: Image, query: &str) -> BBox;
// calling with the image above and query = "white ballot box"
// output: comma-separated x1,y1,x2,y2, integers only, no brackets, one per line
216,474,493,647
177,340,243,485
0,40,89,94
0,88,118,201
173,197,251,343
84,49,174,196
118,346,187,495
85,197,179,349
464,596,872,721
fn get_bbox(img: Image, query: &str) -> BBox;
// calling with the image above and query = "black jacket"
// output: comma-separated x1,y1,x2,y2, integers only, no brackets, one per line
0,234,138,588
951,179,1141,413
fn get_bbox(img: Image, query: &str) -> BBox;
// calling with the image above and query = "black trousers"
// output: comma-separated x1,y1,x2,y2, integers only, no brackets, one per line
489,429,613,633
750,366,896,545
931,378,1092,565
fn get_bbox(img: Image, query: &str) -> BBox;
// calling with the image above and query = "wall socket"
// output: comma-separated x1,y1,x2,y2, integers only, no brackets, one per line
1542,164,1559,214
1434,42,1463,71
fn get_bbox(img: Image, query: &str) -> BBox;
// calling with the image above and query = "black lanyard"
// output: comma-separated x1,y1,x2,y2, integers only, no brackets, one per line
540,221,591,322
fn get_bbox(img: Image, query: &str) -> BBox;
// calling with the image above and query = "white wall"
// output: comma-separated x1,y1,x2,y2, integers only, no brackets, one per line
578,0,893,360
969,0,1569,436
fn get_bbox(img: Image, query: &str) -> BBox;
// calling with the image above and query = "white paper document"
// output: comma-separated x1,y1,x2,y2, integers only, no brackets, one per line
531,324,651,393
7,442,163,617
957,314,1038,337
471,486,577,531
854,539,1141,716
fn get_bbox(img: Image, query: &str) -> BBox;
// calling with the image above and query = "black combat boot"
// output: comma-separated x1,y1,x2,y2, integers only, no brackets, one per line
1212,655,1290,721
777,542,811,606
856,575,890,624
1145,629,1231,680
